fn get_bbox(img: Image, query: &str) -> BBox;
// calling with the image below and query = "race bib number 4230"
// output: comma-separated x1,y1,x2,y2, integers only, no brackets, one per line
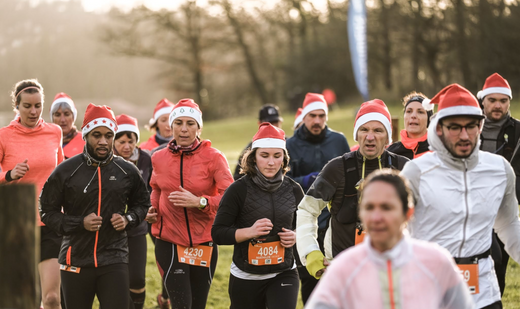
457,264,479,294
248,241,285,266
176,244,213,268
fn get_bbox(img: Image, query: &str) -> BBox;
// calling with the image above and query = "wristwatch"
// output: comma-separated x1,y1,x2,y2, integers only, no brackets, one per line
199,197,208,210
126,214,136,224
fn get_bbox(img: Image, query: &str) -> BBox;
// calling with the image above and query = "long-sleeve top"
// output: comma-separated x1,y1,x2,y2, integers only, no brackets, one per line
401,113,520,308
0,118,64,225
306,236,475,309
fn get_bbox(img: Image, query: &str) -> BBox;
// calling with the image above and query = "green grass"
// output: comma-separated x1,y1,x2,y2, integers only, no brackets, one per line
130,103,520,308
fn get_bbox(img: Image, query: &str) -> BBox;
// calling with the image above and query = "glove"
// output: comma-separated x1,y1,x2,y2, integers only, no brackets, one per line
306,250,326,279
302,172,319,192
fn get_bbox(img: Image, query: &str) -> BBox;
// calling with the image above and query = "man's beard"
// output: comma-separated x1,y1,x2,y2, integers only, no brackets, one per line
86,142,110,161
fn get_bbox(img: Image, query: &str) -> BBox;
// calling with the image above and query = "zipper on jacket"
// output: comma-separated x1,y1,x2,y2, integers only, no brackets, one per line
93,166,101,267
459,159,470,257
387,260,396,309
270,193,275,236
180,153,194,247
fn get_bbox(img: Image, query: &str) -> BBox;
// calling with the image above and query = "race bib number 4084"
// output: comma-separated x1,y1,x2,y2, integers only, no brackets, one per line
176,244,213,268
248,241,285,266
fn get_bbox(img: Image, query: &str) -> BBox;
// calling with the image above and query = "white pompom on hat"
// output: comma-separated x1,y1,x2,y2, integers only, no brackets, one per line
50,92,77,122
353,99,393,143
252,122,286,149
169,99,203,128
476,73,512,100
116,114,140,143
293,108,303,129
149,98,175,127
81,103,118,139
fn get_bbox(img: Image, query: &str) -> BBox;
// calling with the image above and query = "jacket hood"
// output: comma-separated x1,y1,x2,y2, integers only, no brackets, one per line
427,113,480,170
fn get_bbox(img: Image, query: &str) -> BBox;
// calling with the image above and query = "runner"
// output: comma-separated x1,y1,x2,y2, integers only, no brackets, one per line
114,114,152,309
0,79,64,309
387,91,433,159
296,99,409,281
286,92,350,303
140,98,175,151
233,104,283,180
212,123,303,309
401,84,520,308
50,92,85,159
39,103,150,309
477,73,520,296
306,169,474,309
139,98,174,307
146,98,233,309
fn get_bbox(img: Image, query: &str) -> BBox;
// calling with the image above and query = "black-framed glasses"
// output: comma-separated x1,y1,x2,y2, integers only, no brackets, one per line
441,123,480,136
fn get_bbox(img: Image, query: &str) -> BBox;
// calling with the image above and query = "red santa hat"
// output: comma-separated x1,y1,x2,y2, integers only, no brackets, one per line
293,108,303,129
301,93,328,120
169,99,203,127
353,99,392,143
81,103,118,139
252,122,286,149
50,92,77,122
477,73,512,100
116,114,140,143
149,98,175,126
430,84,484,120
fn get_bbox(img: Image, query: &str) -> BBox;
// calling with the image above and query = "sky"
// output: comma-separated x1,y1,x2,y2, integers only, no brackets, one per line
37,0,344,13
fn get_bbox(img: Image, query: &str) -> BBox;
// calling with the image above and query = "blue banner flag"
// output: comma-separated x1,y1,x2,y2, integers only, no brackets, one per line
348,0,369,101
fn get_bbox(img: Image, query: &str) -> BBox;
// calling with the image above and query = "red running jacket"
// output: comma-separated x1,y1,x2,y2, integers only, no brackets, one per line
150,140,233,247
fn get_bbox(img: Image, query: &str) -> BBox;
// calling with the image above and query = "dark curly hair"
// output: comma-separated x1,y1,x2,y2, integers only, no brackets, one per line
10,79,44,112
359,169,413,215
240,148,290,177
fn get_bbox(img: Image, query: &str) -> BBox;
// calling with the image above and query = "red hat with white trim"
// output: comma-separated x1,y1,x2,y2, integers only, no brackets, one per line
169,99,203,127
301,93,328,119
81,103,118,139
476,73,512,100
353,99,392,143
293,108,303,129
252,122,286,149
50,92,77,122
431,84,484,120
149,98,175,126
116,114,140,143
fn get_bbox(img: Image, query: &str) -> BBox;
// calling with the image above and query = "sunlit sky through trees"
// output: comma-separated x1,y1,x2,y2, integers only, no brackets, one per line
33,0,346,13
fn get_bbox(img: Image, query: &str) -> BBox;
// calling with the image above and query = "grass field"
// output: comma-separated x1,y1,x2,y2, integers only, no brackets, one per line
131,102,520,308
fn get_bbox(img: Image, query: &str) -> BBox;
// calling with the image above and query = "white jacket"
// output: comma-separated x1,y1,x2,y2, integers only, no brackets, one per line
306,236,475,309
401,114,520,308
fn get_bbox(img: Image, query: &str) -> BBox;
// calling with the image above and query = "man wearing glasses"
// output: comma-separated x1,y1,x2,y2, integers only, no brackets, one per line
401,84,520,309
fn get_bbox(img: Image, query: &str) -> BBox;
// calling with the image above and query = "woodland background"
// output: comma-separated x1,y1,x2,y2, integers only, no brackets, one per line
1,0,519,126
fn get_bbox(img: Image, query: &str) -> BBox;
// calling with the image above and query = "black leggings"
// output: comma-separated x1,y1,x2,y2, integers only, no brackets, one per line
61,263,130,309
155,239,218,309
128,235,147,290
229,268,300,309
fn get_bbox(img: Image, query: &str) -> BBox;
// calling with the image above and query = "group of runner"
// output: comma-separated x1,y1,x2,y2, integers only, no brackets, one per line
0,72,519,309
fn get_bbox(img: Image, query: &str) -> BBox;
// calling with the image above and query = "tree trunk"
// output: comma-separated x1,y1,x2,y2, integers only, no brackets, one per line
380,0,393,90
185,2,205,106
223,0,270,104
453,0,474,90
0,184,38,309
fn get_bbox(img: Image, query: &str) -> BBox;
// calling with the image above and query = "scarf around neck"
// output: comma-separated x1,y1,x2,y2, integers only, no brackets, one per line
62,126,78,146
299,124,328,144
252,166,284,192
168,138,201,154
